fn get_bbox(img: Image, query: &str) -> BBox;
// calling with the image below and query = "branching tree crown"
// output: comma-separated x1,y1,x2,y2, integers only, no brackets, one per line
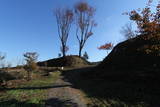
23,52,38,81
55,8,74,57
24,52,38,65
75,2,97,57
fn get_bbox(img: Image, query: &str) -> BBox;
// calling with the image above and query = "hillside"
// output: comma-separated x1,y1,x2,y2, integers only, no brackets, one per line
98,34,160,70
37,55,90,67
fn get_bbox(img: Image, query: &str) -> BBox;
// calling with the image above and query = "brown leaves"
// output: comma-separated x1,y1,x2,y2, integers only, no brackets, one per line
98,43,114,50
75,2,96,56
87,32,93,37
75,2,95,16
125,0,160,36
76,2,88,12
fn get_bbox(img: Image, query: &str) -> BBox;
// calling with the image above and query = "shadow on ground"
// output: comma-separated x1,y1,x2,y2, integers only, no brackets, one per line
0,85,72,91
0,99,43,107
61,66,160,107
45,98,78,107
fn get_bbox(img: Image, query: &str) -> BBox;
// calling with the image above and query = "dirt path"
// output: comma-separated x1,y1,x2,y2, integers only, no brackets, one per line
45,76,88,107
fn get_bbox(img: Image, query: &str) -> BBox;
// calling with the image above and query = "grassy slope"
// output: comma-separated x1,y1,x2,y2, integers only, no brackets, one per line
62,67,160,107
0,72,60,107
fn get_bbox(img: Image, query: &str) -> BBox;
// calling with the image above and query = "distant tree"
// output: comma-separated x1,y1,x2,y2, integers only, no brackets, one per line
0,52,6,69
23,52,38,81
58,53,61,58
75,2,97,57
6,62,12,69
120,23,136,39
98,43,114,53
83,51,89,60
54,8,74,57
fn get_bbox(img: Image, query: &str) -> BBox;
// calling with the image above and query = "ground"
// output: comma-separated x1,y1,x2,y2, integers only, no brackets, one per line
45,75,88,107
0,69,89,107
0,66,160,107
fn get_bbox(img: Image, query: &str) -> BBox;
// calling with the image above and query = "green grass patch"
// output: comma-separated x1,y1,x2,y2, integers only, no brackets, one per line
0,71,60,107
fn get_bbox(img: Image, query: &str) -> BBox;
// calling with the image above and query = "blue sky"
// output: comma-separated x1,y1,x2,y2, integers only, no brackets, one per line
0,0,156,66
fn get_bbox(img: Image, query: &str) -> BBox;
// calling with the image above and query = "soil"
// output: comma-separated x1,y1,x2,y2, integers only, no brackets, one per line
45,76,88,107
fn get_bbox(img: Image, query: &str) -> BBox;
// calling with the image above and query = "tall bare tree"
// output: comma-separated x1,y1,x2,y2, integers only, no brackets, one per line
55,8,74,57
75,2,97,57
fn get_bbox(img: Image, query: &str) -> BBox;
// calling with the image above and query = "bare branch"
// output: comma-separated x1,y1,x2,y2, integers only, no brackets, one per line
54,8,74,57
75,2,97,57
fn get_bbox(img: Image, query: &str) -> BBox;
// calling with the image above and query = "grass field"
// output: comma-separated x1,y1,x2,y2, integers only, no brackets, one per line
0,71,60,107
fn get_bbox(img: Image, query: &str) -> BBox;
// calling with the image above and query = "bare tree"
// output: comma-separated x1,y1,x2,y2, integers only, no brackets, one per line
0,52,6,69
120,23,136,40
55,8,74,57
23,52,38,81
75,2,97,57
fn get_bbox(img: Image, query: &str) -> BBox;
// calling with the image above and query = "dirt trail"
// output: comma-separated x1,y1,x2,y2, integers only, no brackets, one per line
45,76,88,107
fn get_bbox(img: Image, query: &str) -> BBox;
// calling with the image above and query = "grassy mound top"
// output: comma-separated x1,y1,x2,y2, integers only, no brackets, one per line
37,55,90,67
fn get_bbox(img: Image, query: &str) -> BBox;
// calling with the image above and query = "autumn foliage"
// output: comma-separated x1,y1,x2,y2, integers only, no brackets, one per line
75,2,97,57
98,43,113,50
55,8,74,57
124,0,160,37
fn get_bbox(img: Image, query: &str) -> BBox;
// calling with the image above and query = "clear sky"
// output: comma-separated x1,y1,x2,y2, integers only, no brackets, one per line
0,0,157,66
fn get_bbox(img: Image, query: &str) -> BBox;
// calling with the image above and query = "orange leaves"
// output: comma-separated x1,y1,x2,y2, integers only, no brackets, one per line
75,2,95,15
125,0,160,36
87,32,93,37
98,43,114,50
75,2,88,12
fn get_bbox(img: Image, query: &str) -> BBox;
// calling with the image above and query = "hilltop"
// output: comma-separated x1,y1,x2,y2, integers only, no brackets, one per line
37,55,90,67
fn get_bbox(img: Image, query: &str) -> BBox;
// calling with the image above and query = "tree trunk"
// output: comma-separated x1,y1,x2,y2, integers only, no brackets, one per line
62,44,66,57
62,48,66,57
79,46,82,57
27,70,30,81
